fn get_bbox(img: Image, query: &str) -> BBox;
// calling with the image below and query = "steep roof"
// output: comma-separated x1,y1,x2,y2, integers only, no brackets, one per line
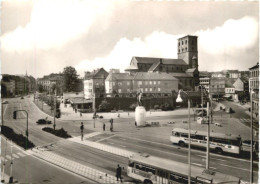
106,73,134,81
170,73,193,78
249,63,259,70
225,78,237,88
132,56,187,65
124,65,138,71
84,68,108,80
186,68,196,73
134,72,178,81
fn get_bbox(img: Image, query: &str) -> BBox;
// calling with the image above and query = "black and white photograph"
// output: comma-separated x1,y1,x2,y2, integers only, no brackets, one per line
0,0,259,183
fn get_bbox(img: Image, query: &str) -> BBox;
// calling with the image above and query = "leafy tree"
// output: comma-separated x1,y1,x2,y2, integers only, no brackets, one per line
98,99,112,112
129,102,137,110
62,66,79,92
37,84,44,93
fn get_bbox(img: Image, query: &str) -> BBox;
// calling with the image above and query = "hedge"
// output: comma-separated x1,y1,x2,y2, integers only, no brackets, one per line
42,127,72,138
1,126,35,150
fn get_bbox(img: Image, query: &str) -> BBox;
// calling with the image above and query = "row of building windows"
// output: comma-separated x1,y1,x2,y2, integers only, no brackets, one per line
116,87,161,93
211,85,225,88
109,81,165,86
178,39,195,46
225,88,234,93
250,80,259,88
250,70,259,78
178,47,195,53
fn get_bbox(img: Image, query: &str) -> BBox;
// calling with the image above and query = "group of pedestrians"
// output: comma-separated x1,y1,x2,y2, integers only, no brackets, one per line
102,118,114,132
80,118,114,141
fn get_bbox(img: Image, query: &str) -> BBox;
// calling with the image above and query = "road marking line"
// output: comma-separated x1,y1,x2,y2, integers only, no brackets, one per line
12,154,19,159
120,135,258,163
192,163,203,167
211,158,226,162
219,163,258,173
209,167,217,170
6,155,11,160
17,152,26,157
118,145,126,148
96,135,117,143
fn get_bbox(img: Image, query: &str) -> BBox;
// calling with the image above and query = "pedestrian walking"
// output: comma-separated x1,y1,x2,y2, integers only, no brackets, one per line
80,122,84,141
110,118,113,132
103,123,106,131
80,112,82,117
118,113,120,118
135,121,137,127
116,164,122,182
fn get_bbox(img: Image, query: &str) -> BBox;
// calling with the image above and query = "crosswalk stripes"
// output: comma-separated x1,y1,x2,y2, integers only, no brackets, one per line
17,152,26,157
240,118,251,123
6,155,11,160
13,154,19,159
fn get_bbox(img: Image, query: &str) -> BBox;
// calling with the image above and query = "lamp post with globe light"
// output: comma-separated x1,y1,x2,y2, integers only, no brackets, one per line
176,89,191,184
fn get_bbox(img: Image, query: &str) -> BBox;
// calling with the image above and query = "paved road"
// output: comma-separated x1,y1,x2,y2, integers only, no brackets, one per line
221,101,259,130
1,138,96,184
2,97,258,183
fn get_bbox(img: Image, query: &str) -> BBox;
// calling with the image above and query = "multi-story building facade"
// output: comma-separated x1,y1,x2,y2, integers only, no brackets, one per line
105,73,133,94
199,77,210,93
84,68,108,99
211,72,225,78
133,72,178,94
210,78,225,98
249,63,259,115
105,72,178,95
125,35,199,90
37,73,63,94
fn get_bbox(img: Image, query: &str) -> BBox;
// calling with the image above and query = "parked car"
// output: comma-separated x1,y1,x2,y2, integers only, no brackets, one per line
21,96,24,99
214,122,222,127
226,107,234,113
36,119,52,125
2,101,8,104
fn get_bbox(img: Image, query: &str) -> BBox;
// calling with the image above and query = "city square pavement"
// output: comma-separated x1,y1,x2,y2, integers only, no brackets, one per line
57,101,256,141
59,101,194,121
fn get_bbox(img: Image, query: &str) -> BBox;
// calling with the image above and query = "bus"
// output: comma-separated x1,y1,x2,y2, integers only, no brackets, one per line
170,128,241,155
127,153,241,184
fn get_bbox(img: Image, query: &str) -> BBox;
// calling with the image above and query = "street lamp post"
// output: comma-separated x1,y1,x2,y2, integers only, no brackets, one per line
250,89,255,184
53,89,57,130
176,90,191,184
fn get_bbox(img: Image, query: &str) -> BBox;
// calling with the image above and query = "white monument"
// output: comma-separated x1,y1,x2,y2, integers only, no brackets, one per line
135,91,146,126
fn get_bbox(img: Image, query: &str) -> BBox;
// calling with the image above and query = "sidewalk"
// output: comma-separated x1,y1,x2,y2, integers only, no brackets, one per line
59,102,193,121
31,137,134,184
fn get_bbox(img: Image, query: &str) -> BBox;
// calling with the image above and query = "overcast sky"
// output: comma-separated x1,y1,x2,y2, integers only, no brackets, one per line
1,0,259,78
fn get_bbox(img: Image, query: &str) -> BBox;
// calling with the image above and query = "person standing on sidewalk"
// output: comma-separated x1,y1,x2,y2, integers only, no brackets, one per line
116,164,122,182
103,123,106,131
110,118,113,132
80,122,84,141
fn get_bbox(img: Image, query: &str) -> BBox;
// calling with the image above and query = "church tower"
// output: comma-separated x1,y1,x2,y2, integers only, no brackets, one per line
177,35,198,69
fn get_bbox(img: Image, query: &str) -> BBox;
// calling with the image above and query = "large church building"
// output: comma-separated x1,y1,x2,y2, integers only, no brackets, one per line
125,35,199,91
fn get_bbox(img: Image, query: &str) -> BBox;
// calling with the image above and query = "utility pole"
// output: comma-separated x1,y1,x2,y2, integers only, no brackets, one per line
9,140,13,183
250,89,254,184
53,88,56,130
2,98,4,126
206,102,210,170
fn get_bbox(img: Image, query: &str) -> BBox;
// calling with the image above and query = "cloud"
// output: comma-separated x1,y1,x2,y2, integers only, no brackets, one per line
75,32,182,75
196,16,258,54
1,0,115,52
76,16,258,75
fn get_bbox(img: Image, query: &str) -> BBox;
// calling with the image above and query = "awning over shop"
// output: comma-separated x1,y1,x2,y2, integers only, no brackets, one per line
69,97,92,104
223,94,232,98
